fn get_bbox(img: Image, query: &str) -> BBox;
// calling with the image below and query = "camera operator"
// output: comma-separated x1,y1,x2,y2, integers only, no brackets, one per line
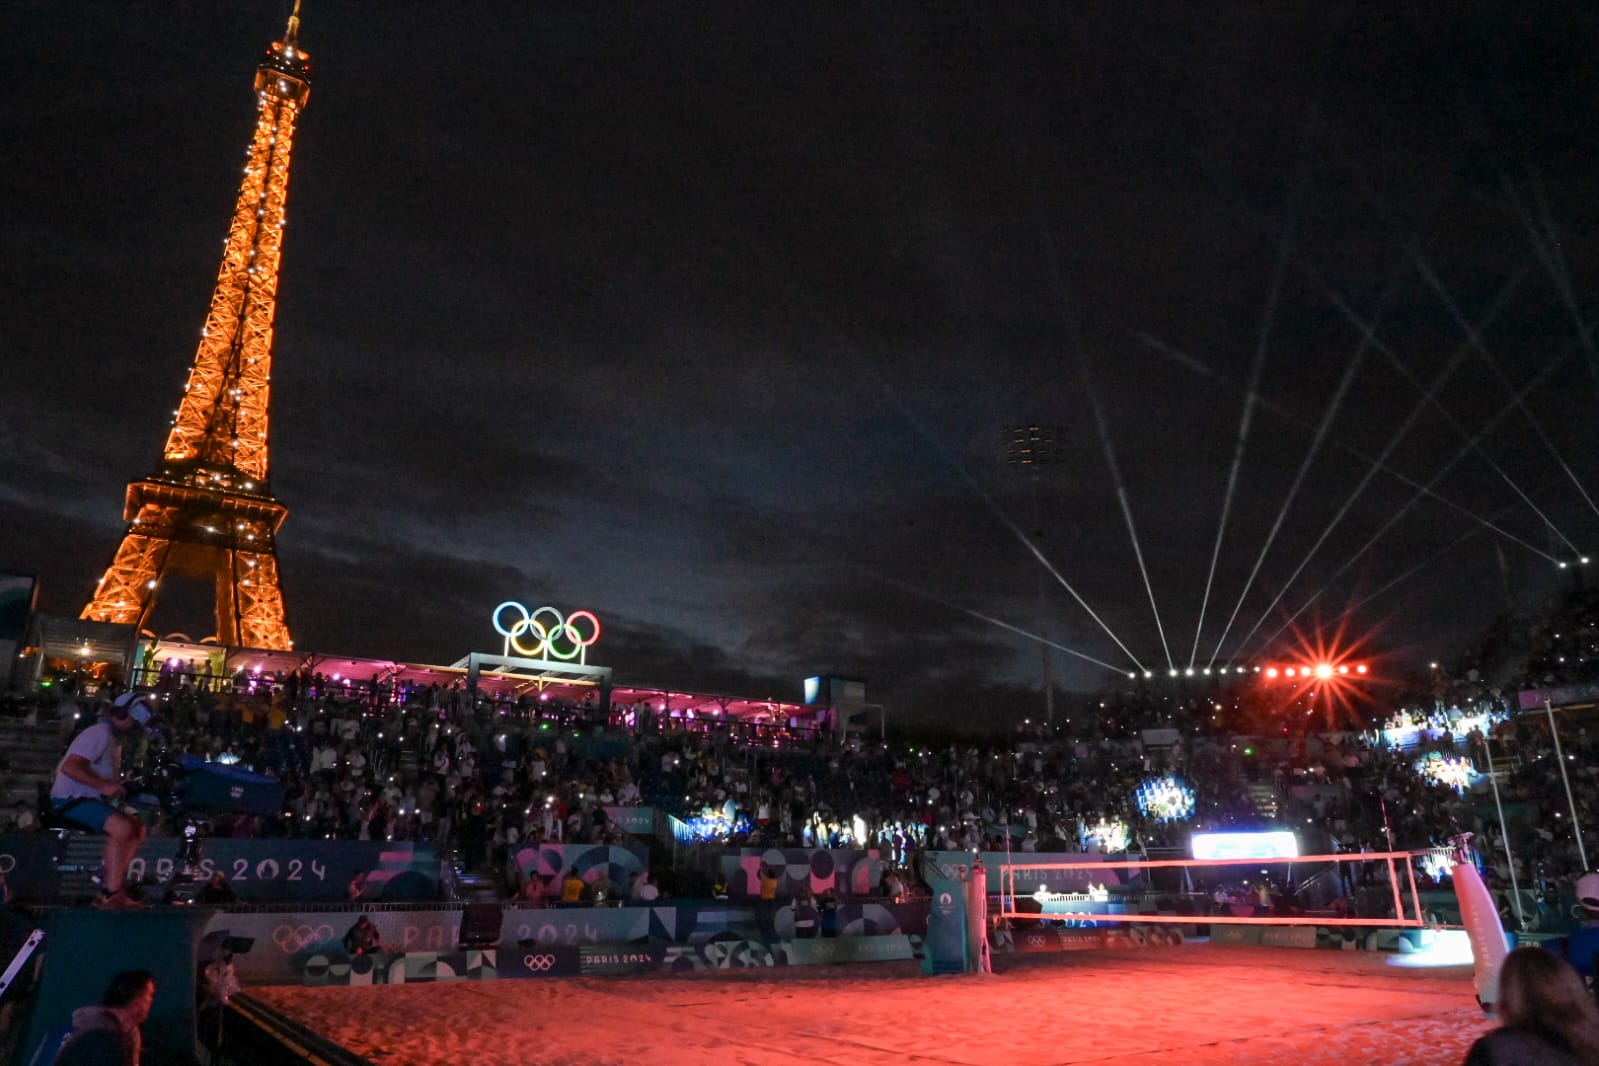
49,692,151,910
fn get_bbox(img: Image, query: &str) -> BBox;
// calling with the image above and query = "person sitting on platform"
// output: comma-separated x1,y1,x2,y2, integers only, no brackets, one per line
197,869,237,905
49,693,150,910
342,914,392,956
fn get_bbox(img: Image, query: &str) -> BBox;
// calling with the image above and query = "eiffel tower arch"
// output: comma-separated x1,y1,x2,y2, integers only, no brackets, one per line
81,4,312,651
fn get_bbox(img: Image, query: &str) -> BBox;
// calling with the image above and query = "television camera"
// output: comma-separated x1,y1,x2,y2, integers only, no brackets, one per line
121,725,286,903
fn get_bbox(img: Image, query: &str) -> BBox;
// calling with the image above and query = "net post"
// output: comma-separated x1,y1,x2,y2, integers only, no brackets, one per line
1404,853,1424,926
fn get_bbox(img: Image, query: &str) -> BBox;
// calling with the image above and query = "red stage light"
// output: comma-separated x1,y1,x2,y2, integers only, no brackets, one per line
1266,668,1279,679
1315,664,1333,679
1356,664,1368,674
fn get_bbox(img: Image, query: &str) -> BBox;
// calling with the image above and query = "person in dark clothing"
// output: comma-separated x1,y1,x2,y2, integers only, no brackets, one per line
34,968,155,1066
197,870,237,904
1463,947,1599,1065
342,914,391,956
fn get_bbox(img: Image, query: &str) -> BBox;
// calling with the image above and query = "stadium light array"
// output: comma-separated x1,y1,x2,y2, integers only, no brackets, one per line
1258,660,1371,681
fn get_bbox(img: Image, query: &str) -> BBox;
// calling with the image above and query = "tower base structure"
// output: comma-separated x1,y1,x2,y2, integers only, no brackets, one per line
82,478,292,651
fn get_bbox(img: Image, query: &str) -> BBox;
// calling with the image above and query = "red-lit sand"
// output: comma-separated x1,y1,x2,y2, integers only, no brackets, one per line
251,944,1494,1065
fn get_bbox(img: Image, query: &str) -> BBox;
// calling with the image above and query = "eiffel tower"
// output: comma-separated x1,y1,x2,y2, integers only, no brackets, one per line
81,4,312,651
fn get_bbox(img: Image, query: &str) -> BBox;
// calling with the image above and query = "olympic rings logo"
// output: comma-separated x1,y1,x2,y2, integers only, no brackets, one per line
273,924,335,952
523,953,556,971
493,603,601,663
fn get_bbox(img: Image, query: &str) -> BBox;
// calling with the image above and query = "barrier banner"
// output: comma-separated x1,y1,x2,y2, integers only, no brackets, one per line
204,908,462,983
782,934,917,966
1518,682,1599,710
601,806,658,835
504,945,583,978
501,899,928,949
513,842,648,896
204,899,933,984
1000,927,1111,954
0,834,63,901
661,938,786,971
301,949,499,986
578,945,659,975
127,840,438,902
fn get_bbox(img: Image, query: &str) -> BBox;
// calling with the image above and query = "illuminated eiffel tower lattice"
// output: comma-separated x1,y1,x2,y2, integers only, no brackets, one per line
81,6,313,650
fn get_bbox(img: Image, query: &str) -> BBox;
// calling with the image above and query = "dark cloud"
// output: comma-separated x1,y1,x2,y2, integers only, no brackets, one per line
5,3,1599,730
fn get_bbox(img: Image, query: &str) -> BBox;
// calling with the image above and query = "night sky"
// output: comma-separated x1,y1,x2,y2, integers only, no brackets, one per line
5,3,1598,729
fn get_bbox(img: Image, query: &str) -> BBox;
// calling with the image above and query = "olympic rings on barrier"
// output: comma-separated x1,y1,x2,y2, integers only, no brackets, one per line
274,924,336,952
523,953,556,971
493,603,602,662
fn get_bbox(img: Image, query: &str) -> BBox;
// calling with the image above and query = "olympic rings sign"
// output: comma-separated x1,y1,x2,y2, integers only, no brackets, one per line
523,953,556,971
493,603,601,663
273,924,335,952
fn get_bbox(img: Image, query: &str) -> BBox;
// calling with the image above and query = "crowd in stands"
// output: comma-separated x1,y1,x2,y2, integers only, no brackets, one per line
2,586,1595,924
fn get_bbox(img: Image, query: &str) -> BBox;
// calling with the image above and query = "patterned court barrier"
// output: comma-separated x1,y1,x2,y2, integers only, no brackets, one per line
210,900,932,984
721,848,883,898
513,842,648,896
202,908,462,983
127,839,439,902
500,899,928,950
301,949,500,986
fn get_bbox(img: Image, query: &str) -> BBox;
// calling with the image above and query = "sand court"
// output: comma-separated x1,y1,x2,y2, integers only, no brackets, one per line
250,943,1495,1065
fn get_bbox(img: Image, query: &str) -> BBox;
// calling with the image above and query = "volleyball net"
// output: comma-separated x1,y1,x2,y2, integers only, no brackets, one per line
998,848,1456,929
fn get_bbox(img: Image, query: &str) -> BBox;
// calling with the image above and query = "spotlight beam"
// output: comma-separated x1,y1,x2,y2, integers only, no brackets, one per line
1081,373,1175,672
1330,516,1485,624
1202,263,1399,670
1322,142,1595,532
1189,208,1295,671
865,366,1149,673
1482,177,1599,520
1404,252,1583,554
1248,340,1585,656
1136,333,1550,562
1511,173,1599,399
1031,198,1162,673
1327,468,1580,626
849,563,1131,674
1225,269,1527,663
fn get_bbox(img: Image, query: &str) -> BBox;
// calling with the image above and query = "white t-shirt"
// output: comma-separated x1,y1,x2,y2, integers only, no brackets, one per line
51,722,119,801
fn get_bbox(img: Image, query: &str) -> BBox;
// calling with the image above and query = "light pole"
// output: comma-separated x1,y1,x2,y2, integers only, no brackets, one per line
1478,727,1528,931
1542,698,1589,870
1006,424,1058,727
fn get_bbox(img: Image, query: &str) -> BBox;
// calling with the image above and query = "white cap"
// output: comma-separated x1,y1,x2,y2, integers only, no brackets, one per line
1578,871,1599,913
111,691,153,725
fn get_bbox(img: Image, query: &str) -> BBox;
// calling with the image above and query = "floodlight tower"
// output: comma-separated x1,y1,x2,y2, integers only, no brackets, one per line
80,4,312,650
1006,424,1059,726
